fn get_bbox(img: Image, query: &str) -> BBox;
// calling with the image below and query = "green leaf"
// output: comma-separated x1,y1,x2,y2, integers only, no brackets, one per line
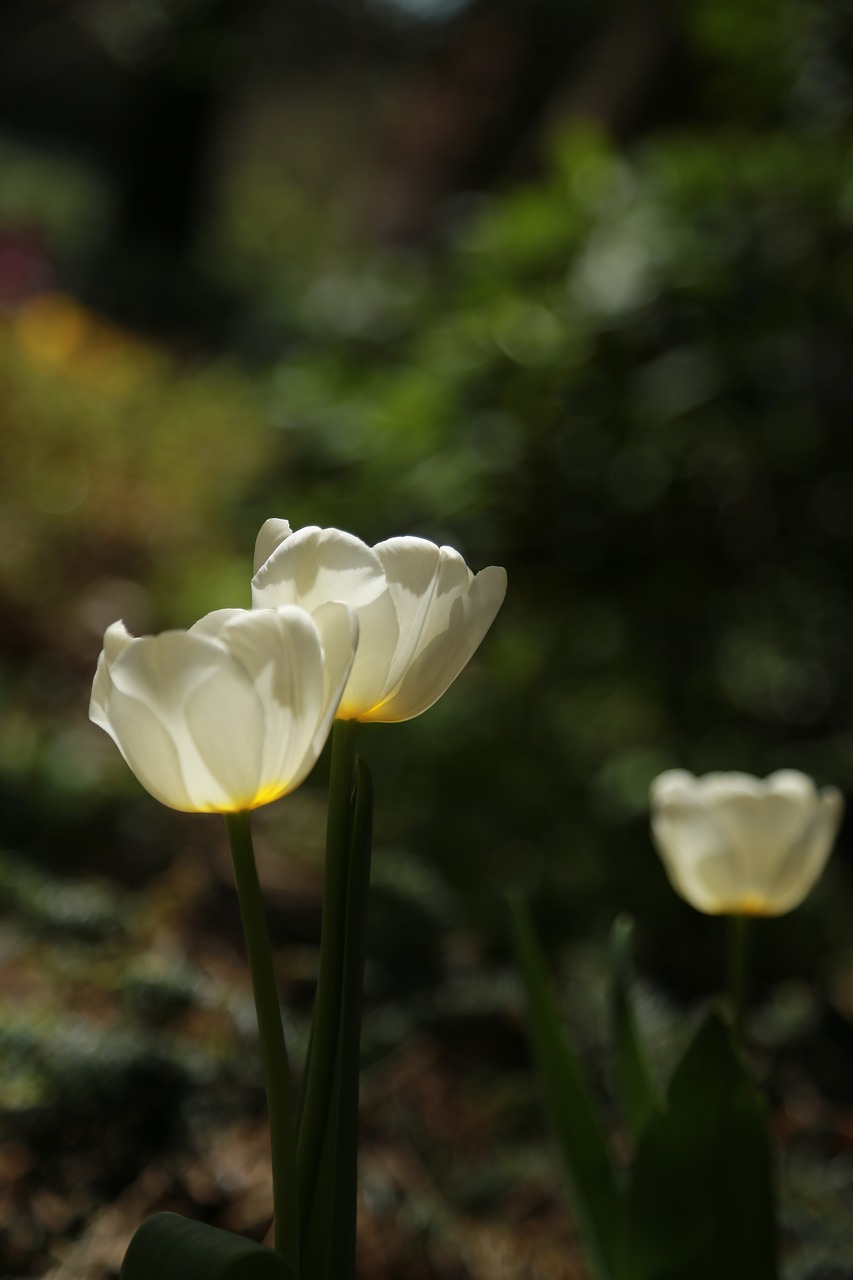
509,895,621,1280
611,915,661,1146
619,1011,777,1280
301,1098,338,1280
120,1213,294,1280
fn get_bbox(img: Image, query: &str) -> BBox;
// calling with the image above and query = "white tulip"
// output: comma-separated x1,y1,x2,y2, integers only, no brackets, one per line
650,769,843,916
251,519,507,723
90,604,358,813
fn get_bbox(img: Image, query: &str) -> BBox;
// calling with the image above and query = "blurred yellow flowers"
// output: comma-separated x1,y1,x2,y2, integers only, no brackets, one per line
90,604,357,812
650,769,843,916
251,518,507,723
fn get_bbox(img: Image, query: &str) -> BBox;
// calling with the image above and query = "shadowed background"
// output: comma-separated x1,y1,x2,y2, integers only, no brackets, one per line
2,2,853,1276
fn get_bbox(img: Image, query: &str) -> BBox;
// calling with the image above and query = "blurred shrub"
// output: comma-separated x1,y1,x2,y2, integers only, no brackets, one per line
6,114,853,979
238,125,853,965
1,293,274,638
0,292,278,852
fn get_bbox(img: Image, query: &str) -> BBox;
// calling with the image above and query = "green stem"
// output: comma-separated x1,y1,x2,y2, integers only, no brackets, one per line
296,717,358,1241
224,811,299,1272
325,756,373,1280
727,912,750,1045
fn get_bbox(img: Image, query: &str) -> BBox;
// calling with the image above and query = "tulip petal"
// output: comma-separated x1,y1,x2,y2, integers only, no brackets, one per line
704,780,817,908
103,619,136,664
336,590,400,719
309,601,360,747
253,518,293,574
651,799,738,914
100,688,197,811
90,622,134,730
107,629,254,811
216,607,327,804
189,609,248,639
767,786,844,914
375,539,468,692
252,525,387,612
368,564,507,722
253,524,399,719
183,661,267,811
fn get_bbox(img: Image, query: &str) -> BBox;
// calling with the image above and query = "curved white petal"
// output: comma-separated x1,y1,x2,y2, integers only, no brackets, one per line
703,787,815,907
253,518,293,574
651,793,739,913
90,621,133,729
375,539,469,692
182,653,268,811
306,601,360,749
367,564,507,722
189,608,249,639
104,628,252,811
100,687,197,811
252,525,387,613
336,590,400,719
767,786,844,913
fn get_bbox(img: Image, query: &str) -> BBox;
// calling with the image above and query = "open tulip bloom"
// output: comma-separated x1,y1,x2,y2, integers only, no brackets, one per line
649,769,843,919
650,768,843,1038
251,518,507,723
90,604,358,813
89,522,507,1280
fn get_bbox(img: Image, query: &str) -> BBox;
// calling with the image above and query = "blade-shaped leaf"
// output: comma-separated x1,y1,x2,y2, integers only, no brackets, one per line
120,1213,294,1280
301,1094,338,1280
611,915,661,1146
509,895,621,1280
619,1011,778,1280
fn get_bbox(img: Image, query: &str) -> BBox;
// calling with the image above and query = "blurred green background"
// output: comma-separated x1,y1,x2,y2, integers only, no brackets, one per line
2,1,853,1276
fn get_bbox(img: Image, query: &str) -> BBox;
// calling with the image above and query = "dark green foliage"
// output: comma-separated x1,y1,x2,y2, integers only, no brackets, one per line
620,1013,777,1280
120,1213,293,1280
612,916,662,1146
237,125,853,970
514,902,778,1280
510,894,621,1280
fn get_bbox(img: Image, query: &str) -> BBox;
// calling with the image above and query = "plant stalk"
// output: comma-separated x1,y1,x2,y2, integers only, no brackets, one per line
225,810,299,1272
296,717,358,1241
727,911,750,1045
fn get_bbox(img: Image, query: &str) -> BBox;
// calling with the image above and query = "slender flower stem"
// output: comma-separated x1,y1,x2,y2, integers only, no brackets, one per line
727,912,750,1045
225,811,299,1272
326,756,373,1280
296,717,358,1241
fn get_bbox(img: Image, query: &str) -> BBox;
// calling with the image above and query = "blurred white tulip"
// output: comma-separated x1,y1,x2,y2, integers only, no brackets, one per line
252,519,507,723
90,604,357,812
650,769,843,916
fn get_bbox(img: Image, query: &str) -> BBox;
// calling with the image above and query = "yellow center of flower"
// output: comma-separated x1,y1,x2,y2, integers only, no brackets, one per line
735,895,771,916
247,781,290,810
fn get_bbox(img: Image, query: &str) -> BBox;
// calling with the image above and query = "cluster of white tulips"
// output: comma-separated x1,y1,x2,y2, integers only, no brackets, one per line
92,519,507,813
92,519,506,1280
90,519,844,1280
